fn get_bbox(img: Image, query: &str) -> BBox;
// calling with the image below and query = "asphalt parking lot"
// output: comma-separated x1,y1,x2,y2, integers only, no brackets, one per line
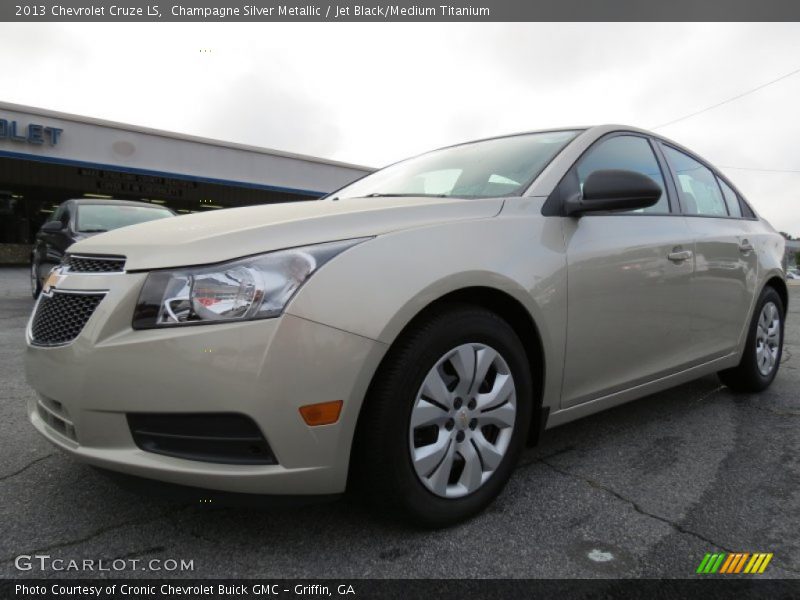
1,266,798,579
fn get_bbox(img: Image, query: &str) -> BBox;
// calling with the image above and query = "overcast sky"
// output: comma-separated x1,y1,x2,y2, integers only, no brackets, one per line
1,22,799,234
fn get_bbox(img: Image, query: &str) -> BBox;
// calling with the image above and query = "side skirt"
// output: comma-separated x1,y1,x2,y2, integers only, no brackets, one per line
546,352,740,429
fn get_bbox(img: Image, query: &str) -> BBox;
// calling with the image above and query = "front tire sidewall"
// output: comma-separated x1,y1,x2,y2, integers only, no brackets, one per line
30,258,42,299
372,309,533,526
746,289,785,388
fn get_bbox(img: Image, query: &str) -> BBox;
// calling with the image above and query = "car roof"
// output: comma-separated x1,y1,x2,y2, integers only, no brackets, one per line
432,127,590,151
439,124,689,152
523,124,747,198
64,198,175,211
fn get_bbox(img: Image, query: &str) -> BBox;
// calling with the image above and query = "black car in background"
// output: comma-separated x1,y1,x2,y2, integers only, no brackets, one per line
30,199,176,298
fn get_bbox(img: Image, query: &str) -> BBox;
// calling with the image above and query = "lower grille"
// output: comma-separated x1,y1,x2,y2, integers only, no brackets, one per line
30,291,105,346
37,397,77,442
127,413,277,465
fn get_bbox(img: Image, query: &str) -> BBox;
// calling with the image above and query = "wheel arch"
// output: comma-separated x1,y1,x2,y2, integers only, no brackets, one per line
764,275,788,310
736,274,788,354
349,284,549,488
419,287,547,444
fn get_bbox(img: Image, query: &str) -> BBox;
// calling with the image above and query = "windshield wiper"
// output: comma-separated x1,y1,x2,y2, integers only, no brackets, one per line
78,229,108,233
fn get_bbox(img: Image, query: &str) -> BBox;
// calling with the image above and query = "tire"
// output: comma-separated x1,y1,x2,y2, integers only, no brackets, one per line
718,286,785,393
30,257,42,299
352,305,533,527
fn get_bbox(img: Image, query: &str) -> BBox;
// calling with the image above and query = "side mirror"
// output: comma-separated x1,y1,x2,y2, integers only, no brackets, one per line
565,169,662,216
41,221,65,233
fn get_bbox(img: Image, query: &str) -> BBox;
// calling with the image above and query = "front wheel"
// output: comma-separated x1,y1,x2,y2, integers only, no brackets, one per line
718,286,785,392
30,258,42,299
352,305,533,527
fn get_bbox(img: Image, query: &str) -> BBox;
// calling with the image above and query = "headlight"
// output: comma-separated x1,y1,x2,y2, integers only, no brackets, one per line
132,238,368,329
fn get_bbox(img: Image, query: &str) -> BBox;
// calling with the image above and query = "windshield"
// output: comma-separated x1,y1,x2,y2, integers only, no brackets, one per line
331,130,581,201
76,204,174,233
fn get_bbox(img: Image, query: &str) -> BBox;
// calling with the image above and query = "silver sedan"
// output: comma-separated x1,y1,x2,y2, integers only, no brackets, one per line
25,125,787,526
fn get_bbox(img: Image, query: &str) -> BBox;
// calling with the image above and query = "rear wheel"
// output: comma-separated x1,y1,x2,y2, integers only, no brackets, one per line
353,305,532,527
718,286,784,392
30,257,42,299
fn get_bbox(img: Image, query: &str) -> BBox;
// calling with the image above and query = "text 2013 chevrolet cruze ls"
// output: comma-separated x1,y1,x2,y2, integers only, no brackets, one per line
25,126,787,526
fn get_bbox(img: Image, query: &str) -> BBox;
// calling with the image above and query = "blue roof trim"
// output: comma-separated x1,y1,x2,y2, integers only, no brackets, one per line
0,149,326,197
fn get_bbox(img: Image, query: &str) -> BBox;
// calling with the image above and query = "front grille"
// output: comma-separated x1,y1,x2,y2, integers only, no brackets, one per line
30,291,105,346
127,413,277,465
64,254,126,273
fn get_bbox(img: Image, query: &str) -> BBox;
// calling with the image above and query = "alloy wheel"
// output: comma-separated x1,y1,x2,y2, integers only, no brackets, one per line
755,301,780,376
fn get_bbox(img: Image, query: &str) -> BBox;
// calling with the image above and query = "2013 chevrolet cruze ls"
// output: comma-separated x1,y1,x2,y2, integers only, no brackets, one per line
25,125,787,526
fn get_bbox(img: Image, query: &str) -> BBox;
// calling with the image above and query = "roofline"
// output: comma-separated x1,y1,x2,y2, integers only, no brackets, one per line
434,127,590,151
64,198,174,207
584,123,682,147
0,100,375,173
523,124,674,198
582,124,750,192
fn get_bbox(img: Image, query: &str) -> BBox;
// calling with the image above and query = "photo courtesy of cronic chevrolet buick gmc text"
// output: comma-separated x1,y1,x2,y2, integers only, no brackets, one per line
24,126,787,526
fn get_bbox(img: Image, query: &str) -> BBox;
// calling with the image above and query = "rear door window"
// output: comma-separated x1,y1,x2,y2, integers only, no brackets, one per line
662,145,728,217
717,177,743,218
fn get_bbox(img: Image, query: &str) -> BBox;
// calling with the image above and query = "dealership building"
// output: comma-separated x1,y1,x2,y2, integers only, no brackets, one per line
0,101,373,263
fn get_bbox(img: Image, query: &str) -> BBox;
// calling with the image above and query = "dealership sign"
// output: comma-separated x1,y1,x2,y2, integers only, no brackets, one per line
0,116,63,146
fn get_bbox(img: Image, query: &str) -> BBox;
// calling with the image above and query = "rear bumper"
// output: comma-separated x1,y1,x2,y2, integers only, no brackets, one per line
25,271,386,495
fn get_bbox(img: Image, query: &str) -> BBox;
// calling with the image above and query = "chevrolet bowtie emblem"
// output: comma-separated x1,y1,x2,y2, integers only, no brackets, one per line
42,269,65,295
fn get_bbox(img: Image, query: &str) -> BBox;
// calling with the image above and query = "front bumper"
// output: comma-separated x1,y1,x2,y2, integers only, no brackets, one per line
24,270,386,495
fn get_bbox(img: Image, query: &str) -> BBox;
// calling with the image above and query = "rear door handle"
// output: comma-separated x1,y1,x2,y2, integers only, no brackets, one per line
739,239,754,254
667,249,693,263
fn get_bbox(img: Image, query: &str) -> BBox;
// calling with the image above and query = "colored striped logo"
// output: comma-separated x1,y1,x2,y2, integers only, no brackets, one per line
696,552,773,574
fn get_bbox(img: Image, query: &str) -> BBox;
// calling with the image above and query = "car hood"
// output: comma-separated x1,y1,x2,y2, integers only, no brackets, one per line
70,231,104,243
70,196,505,271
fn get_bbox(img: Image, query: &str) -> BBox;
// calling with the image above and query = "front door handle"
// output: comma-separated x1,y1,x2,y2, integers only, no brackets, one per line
667,249,693,263
739,239,754,254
